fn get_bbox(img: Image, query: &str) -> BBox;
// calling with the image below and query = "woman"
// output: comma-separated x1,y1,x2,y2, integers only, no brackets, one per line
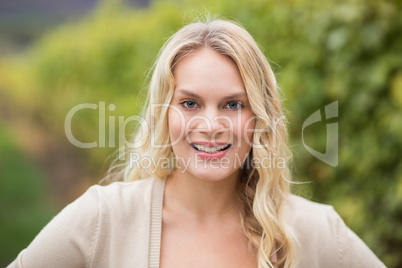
9,19,385,268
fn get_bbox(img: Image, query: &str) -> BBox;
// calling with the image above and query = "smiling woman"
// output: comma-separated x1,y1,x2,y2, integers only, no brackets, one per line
168,48,254,181
8,18,385,268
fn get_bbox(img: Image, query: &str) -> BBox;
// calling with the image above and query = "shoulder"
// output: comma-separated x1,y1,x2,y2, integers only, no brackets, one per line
7,178,162,268
91,177,156,201
285,195,338,251
286,194,334,216
87,177,162,217
285,194,336,229
284,195,386,268
71,177,162,266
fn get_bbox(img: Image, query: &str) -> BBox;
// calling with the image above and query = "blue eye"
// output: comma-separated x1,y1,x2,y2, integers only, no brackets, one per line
183,101,197,109
226,101,242,109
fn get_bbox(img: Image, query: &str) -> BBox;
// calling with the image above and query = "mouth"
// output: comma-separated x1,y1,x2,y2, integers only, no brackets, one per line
190,143,232,154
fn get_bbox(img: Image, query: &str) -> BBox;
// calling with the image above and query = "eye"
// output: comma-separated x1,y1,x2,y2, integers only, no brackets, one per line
181,100,198,109
225,101,243,109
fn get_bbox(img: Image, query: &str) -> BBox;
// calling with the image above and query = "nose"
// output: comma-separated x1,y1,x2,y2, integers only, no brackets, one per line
190,107,228,137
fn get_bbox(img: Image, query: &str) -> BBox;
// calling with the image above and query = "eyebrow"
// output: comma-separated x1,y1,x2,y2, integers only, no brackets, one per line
176,89,248,100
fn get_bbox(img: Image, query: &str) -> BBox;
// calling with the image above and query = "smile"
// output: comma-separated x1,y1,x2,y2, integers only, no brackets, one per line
190,143,231,154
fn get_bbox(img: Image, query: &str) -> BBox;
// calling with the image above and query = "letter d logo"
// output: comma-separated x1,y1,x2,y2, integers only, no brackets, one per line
302,101,338,167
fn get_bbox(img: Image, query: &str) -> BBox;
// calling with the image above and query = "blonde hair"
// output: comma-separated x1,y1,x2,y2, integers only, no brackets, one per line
114,18,296,268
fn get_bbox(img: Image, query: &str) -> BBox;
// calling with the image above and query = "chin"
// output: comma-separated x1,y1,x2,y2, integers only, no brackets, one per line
186,165,240,182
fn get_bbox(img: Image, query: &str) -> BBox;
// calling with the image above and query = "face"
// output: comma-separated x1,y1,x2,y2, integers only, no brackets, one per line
168,48,255,182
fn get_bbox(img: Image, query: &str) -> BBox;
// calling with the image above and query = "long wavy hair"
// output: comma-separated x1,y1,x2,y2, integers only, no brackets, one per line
110,18,296,268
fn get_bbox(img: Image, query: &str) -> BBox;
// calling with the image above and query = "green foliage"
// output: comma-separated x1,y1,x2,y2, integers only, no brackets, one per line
0,121,56,266
0,0,401,266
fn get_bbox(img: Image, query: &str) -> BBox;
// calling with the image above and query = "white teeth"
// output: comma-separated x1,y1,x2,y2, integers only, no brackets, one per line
192,144,229,153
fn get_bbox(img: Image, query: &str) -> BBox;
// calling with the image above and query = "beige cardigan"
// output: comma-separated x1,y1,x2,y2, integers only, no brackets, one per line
8,177,385,268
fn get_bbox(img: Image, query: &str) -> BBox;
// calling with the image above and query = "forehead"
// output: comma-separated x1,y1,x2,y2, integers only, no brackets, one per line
173,48,246,99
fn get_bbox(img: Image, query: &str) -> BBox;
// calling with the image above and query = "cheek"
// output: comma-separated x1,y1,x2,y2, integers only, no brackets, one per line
239,113,255,146
168,108,185,145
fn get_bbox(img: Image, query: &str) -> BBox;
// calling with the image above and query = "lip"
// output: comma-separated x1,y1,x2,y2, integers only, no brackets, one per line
190,141,231,160
190,141,229,147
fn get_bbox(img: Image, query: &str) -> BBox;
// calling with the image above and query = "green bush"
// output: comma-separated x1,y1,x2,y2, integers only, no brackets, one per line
0,122,56,266
0,0,400,266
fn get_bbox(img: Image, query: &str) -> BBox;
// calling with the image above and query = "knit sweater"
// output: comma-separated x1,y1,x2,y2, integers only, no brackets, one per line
8,177,385,268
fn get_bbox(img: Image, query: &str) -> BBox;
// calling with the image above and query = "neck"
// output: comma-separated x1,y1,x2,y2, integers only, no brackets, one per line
164,169,240,219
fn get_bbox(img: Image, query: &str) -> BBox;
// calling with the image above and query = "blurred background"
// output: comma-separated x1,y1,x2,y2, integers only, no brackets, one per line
0,0,401,266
